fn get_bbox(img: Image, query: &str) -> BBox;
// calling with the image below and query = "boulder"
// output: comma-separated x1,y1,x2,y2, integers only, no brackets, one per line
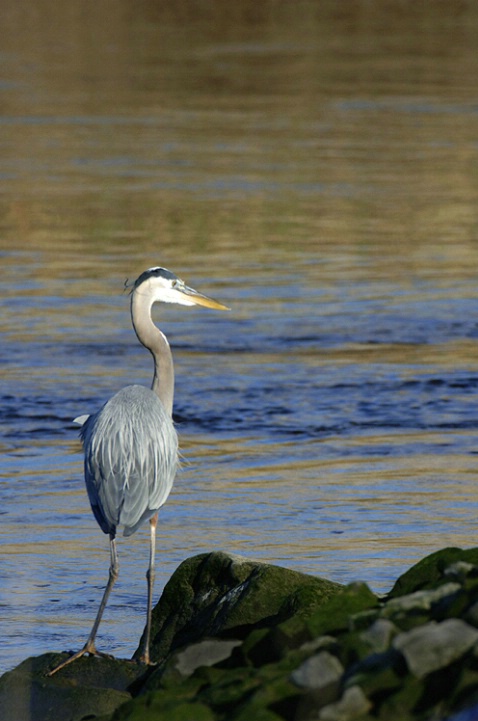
318,685,372,721
0,653,145,721
291,650,344,691
392,619,478,679
137,551,343,663
387,547,478,598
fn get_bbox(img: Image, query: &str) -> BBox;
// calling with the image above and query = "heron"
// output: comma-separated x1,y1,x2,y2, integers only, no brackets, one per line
48,267,229,676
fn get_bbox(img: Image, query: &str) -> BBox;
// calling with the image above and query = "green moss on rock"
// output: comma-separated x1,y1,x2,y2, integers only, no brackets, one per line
139,552,343,663
7,548,478,721
112,693,216,721
306,582,378,638
388,548,478,599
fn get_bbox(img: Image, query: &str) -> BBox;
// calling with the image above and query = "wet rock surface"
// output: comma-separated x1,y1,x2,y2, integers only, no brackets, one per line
3,548,478,721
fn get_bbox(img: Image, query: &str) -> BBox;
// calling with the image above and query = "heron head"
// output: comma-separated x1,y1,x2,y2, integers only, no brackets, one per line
133,267,230,310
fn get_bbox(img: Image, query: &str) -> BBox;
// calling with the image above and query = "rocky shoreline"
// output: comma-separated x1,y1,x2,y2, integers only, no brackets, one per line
2,548,478,720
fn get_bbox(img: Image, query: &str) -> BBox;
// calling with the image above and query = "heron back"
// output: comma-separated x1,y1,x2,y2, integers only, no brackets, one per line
80,385,178,537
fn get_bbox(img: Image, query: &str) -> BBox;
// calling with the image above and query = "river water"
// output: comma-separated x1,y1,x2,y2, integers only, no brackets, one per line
2,0,478,673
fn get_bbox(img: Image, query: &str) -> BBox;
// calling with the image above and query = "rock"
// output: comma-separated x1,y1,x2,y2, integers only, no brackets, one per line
6,547,478,721
344,648,403,702
234,615,313,668
466,600,478,626
382,582,461,616
0,653,144,721
318,685,372,721
387,547,478,598
138,551,343,663
444,561,477,582
113,694,217,721
291,650,344,690
299,636,338,655
290,652,345,720
376,673,425,720
359,618,398,654
306,582,378,638
172,638,242,677
392,618,478,679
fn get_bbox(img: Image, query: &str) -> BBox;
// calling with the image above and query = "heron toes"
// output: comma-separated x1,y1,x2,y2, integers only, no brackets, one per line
135,649,158,667
46,644,115,676
136,657,158,669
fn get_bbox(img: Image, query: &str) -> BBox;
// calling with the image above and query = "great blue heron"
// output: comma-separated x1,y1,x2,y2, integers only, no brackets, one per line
48,267,229,676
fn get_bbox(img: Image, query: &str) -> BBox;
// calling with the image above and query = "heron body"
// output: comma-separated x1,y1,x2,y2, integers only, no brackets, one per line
81,385,178,538
48,267,228,676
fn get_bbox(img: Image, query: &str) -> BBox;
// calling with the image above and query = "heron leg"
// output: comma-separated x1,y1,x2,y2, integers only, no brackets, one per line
138,514,157,665
47,534,119,676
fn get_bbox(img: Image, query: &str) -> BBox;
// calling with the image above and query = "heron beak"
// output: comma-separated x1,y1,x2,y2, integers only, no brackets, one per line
181,284,230,311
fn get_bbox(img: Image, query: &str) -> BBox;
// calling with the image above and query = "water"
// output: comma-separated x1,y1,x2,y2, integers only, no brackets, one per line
2,0,478,674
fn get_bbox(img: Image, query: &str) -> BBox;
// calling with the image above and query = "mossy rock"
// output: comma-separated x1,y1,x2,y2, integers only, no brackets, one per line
229,708,284,721
137,551,343,663
306,582,379,638
348,660,403,702
234,616,313,668
373,673,425,720
200,666,262,712
0,653,143,721
111,692,216,721
10,547,478,721
204,664,301,721
388,548,478,599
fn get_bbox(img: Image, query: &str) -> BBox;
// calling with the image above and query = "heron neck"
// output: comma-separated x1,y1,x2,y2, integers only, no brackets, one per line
131,290,175,417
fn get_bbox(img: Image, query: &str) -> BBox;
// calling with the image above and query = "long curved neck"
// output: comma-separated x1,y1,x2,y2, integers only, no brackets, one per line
131,289,174,416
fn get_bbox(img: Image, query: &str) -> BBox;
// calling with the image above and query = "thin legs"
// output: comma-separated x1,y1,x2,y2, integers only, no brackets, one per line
47,534,119,676
138,514,157,665
48,517,158,676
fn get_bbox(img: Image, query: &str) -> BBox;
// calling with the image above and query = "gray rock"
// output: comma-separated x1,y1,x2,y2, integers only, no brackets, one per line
291,650,344,690
392,618,478,679
360,618,398,653
318,685,372,721
299,635,337,654
174,638,242,677
444,561,476,582
382,581,461,616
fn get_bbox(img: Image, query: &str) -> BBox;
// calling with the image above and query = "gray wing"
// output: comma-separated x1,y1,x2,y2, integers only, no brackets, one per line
79,385,178,537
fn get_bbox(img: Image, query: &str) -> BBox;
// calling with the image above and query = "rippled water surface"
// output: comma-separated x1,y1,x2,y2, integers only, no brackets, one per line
2,0,478,674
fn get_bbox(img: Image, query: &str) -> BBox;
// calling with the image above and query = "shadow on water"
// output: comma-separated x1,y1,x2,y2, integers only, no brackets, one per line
1,0,478,673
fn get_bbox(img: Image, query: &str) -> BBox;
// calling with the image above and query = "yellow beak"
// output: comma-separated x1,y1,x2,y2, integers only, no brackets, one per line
181,284,230,311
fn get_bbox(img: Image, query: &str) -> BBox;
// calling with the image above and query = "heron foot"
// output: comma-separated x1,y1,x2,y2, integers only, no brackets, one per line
46,642,114,676
135,648,158,667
